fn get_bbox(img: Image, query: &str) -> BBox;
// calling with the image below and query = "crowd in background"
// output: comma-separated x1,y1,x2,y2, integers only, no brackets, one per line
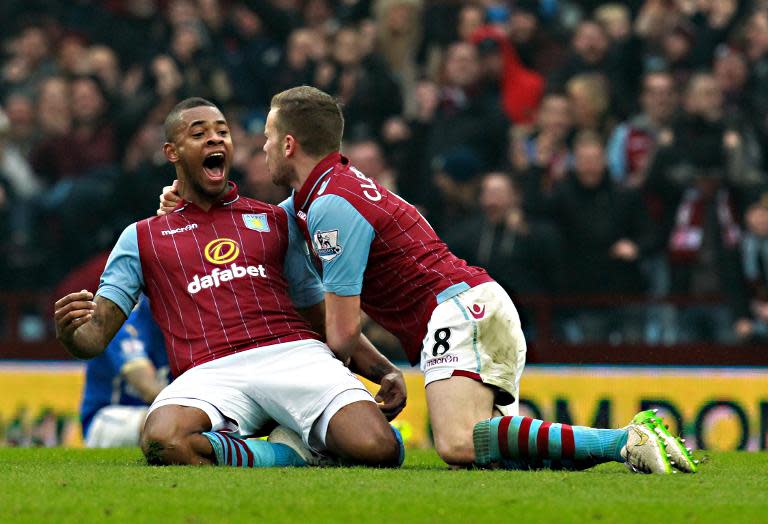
2,0,768,352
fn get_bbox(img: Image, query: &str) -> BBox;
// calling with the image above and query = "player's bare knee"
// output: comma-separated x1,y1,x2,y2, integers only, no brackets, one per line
353,425,400,467
141,415,187,465
434,435,475,466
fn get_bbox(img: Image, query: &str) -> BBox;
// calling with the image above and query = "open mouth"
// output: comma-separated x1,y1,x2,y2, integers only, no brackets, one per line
202,152,226,180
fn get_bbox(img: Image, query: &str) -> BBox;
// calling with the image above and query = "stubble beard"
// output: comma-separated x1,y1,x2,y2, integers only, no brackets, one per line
271,159,297,188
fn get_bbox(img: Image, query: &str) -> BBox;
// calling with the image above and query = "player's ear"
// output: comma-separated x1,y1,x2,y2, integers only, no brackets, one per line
163,142,179,163
284,134,296,158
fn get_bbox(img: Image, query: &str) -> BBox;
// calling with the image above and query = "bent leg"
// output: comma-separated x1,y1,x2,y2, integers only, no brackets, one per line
141,405,215,465
426,375,495,466
473,416,628,470
323,398,403,468
141,404,306,467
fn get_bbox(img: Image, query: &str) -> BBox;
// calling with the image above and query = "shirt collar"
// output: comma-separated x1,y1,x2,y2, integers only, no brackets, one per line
294,151,346,212
174,181,240,212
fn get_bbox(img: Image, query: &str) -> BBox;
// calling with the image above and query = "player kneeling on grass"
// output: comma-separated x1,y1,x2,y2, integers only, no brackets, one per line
159,86,698,474
56,98,405,469
81,294,170,448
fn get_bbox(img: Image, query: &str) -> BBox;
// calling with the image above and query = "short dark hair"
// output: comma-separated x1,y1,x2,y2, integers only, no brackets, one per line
270,86,344,157
164,97,218,141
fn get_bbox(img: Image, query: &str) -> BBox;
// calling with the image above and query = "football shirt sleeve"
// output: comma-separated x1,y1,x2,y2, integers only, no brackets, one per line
307,194,374,296
280,201,325,308
96,223,145,317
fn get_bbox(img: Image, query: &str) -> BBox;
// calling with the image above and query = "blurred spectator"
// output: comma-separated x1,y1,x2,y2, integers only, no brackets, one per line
734,190,768,342
457,4,485,43
445,171,562,299
688,0,744,69
566,72,613,136
56,34,90,77
273,28,323,97
3,92,36,156
744,8,768,168
373,0,422,117
401,42,507,212
168,21,231,103
549,18,632,105
647,72,763,342
344,139,398,192
430,146,482,234
36,76,71,139
594,3,632,44
470,24,545,124
113,122,174,229
31,75,116,182
316,25,403,140
510,92,574,218
607,71,678,188
606,70,679,342
86,45,123,97
1,25,57,98
550,131,656,342
713,45,750,116
509,0,565,76
550,20,610,87
658,21,698,87
647,71,764,234
0,108,40,208
594,3,644,115
223,2,291,109
0,107,41,251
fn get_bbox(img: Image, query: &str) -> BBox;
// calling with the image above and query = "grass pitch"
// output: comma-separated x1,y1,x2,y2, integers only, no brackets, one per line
0,448,764,523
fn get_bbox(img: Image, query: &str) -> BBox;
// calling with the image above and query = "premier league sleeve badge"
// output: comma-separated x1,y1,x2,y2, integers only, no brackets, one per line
313,229,343,261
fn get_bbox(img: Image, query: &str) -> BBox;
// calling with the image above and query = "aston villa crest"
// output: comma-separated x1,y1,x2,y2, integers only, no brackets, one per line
242,213,270,232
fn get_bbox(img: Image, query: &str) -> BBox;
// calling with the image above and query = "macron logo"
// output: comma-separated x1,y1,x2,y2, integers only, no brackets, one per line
187,262,266,294
162,224,198,236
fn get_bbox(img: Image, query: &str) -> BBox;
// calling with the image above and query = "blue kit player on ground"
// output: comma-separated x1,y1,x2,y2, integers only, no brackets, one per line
80,294,170,448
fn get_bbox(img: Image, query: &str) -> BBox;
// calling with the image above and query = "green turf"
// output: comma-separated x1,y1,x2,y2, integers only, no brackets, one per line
0,448,764,523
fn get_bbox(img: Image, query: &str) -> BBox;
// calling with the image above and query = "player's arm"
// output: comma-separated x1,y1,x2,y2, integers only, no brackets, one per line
55,293,126,359
324,293,362,365
297,300,406,420
57,223,145,359
306,194,375,363
282,197,406,419
346,328,407,421
122,360,165,404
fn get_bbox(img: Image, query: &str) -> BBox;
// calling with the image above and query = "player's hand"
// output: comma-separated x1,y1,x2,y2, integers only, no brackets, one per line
375,371,407,421
54,290,96,346
157,179,181,216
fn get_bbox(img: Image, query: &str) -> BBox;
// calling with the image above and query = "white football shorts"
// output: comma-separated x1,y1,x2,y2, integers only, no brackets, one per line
148,339,374,451
420,281,527,415
85,405,149,448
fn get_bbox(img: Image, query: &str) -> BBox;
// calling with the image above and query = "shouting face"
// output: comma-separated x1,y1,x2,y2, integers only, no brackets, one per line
166,105,233,202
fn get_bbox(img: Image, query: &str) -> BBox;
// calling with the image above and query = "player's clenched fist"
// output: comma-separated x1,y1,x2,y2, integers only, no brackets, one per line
55,290,96,345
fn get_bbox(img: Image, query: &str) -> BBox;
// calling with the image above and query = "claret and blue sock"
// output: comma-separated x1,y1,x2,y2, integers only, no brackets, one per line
473,416,628,470
203,431,307,468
